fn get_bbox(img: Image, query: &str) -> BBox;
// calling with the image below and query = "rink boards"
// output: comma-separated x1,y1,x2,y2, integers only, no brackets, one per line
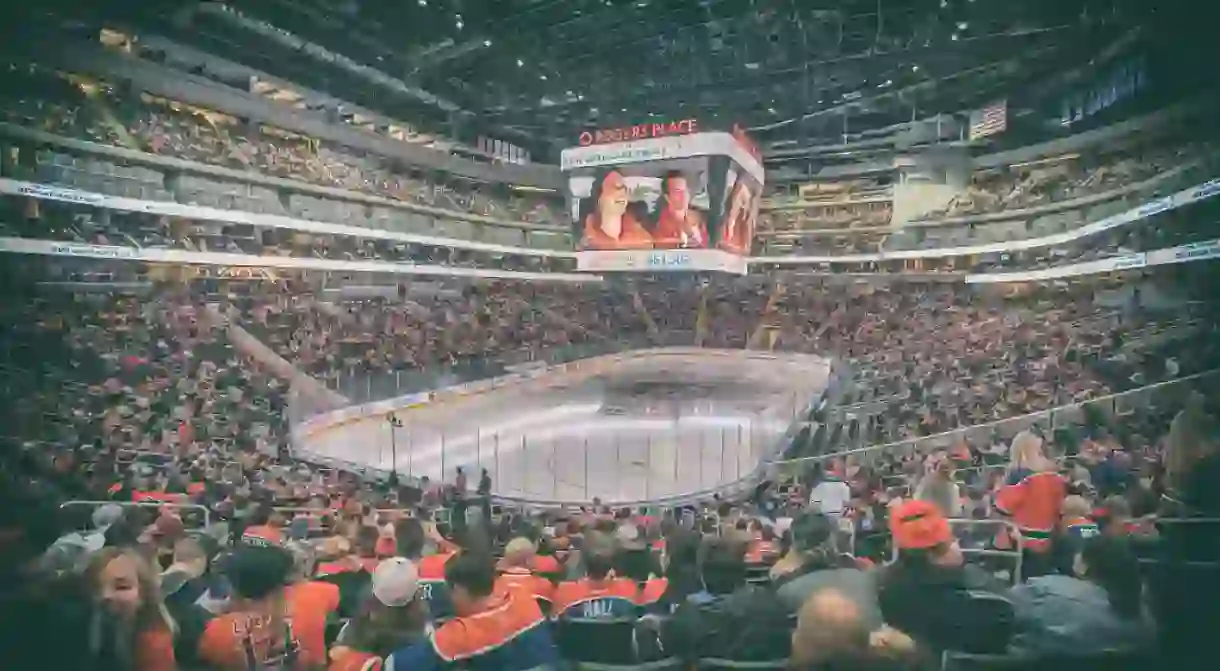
294,348,829,506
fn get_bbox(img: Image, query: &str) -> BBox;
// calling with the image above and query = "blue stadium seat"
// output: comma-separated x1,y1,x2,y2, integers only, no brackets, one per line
555,617,641,665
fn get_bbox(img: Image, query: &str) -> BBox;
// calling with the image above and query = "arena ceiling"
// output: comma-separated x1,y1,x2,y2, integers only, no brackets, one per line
18,0,1180,160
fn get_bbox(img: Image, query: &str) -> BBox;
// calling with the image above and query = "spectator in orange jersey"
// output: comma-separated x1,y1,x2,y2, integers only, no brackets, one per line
329,558,429,671
241,503,285,547
374,523,396,559
552,536,637,620
413,525,462,622
314,535,356,577
579,169,654,250
84,547,178,671
384,550,559,671
283,541,342,653
517,530,563,580
995,431,1067,574
198,545,325,670
494,537,556,606
313,535,370,619
650,171,709,248
613,523,666,608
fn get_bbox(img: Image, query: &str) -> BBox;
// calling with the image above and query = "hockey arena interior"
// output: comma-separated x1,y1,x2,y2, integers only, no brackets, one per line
1,1,1218,670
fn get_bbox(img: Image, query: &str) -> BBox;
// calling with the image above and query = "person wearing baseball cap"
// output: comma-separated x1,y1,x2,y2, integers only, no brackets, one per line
877,500,1012,654
329,558,429,671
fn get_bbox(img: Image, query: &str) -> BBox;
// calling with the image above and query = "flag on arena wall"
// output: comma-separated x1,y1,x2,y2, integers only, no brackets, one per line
968,100,1008,141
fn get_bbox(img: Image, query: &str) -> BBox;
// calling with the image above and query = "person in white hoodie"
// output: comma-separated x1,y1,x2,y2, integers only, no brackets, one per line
807,463,852,521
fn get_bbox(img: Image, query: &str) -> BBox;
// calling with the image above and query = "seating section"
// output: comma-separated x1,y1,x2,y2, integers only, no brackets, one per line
0,64,567,248
4,63,1217,263
2,47,1219,671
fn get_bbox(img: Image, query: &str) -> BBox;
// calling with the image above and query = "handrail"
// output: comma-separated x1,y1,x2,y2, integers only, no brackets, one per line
60,500,212,528
7,125,1218,265
292,348,832,509
752,173,1220,263
771,367,1220,468
0,177,572,258
0,122,565,232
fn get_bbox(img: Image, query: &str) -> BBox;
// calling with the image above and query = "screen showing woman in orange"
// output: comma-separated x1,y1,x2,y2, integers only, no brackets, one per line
717,178,756,255
579,169,654,250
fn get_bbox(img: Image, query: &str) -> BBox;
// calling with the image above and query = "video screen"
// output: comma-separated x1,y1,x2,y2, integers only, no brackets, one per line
560,129,763,274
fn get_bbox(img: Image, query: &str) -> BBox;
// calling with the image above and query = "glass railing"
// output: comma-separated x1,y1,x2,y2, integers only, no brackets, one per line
287,341,825,508
772,367,1220,478
319,339,651,407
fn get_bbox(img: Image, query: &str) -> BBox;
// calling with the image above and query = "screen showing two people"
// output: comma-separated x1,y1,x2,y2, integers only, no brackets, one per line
570,158,759,256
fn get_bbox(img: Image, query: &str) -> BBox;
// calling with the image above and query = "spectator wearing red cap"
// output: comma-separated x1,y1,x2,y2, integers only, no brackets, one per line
877,500,1013,654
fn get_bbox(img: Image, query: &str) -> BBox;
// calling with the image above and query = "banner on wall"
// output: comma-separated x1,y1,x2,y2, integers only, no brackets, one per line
969,100,1008,141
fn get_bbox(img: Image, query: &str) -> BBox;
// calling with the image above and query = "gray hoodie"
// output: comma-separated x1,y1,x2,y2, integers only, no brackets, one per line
1009,575,1155,656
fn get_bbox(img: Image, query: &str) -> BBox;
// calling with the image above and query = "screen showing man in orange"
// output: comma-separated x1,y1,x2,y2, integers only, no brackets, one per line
650,171,709,249
578,169,654,250
717,177,757,255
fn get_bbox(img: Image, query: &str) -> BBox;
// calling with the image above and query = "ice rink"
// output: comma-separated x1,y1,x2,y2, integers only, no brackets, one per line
299,351,829,504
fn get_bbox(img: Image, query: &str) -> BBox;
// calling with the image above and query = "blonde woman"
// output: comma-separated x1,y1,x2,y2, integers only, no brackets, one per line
994,430,1067,563
84,546,179,671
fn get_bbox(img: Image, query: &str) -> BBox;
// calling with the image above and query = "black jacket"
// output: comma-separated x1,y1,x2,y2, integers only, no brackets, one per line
662,585,792,662
878,562,1013,654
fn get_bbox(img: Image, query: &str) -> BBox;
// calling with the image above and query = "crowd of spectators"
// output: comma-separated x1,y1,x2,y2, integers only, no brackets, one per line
0,63,565,228
756,130,1213,240
912,133,1213,222
6,61,1219,270
2,250,1219,671
761,201,895,234
2,54,1220,671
